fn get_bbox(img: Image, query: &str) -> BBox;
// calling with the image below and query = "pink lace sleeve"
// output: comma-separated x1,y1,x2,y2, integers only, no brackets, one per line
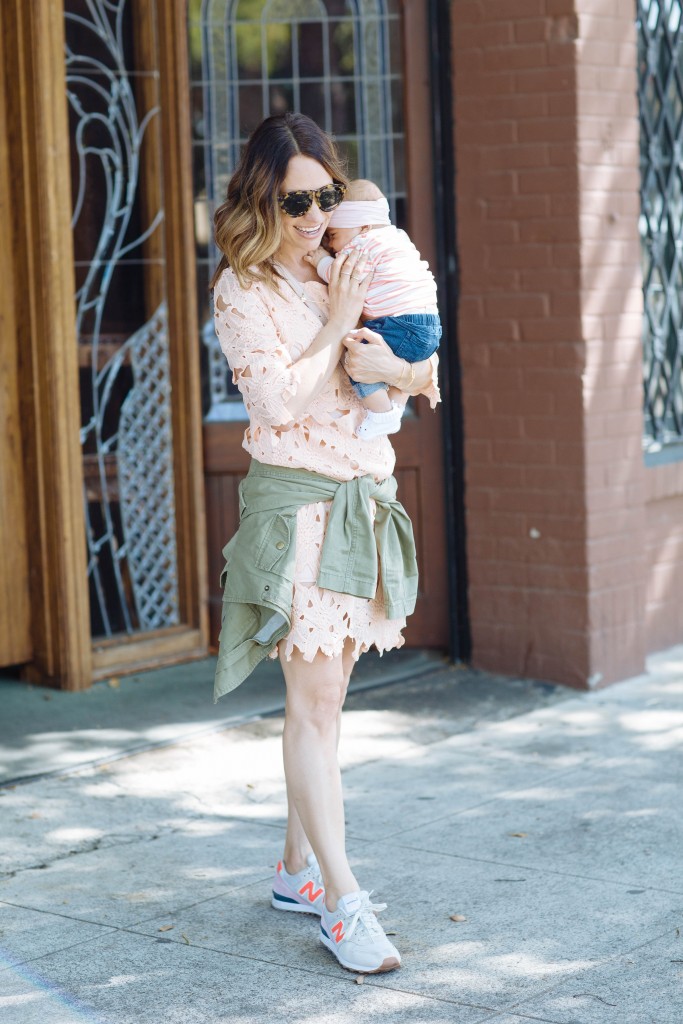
316,254,334,283
213,270,301,428
421,352,441,409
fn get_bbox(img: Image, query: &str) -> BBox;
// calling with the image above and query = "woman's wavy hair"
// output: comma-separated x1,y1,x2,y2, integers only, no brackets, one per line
210,113,348,292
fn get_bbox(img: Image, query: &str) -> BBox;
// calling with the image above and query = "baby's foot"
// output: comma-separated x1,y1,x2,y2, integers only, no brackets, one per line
356,402,403,439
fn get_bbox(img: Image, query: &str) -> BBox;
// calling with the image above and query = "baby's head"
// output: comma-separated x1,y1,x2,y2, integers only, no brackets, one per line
325,179,391,253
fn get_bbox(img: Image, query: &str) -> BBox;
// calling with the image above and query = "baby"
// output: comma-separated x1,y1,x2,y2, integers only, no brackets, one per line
306,179,441,439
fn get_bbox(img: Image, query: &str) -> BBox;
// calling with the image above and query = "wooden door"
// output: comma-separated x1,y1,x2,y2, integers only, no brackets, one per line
2,0,208,689
193,0,449,648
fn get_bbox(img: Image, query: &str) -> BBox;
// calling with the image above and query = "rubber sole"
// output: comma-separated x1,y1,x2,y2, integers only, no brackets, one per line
320,934,401,974
271,895,321,916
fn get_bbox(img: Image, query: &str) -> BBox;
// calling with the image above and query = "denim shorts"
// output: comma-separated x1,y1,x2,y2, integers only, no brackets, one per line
349,313,442,398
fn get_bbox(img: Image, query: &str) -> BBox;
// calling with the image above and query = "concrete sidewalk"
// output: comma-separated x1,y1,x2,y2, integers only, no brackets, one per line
0,648,682,1023
0,649,445,785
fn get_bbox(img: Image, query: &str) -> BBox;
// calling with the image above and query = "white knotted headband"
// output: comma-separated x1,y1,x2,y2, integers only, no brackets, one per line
328,198,391,228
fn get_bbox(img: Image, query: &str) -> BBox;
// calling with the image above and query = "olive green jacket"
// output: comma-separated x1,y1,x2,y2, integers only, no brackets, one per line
213,459,418,701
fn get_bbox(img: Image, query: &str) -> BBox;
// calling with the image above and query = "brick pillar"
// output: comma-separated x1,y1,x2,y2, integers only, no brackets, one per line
577,2,646,685
452,0,646,688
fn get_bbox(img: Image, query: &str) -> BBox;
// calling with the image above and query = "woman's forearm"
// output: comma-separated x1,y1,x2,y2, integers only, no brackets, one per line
343,327,438,401
284,321,345,419
391,352,438,398
281,248,374,421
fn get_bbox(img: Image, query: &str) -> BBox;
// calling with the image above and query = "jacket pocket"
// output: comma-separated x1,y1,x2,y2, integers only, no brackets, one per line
255,513,292,573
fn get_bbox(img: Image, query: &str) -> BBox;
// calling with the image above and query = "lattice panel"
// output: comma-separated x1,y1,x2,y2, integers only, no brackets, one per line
118,306,180,631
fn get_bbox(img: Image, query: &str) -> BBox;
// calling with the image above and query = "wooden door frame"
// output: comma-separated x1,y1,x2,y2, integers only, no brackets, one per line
91,0,209,680
389,0,450,647
0,0,32,669
3,0,208,689
3,0,92,690
203,0,456,651
402,0,470,658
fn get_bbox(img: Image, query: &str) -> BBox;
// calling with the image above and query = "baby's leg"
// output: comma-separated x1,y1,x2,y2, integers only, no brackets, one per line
363,389,393,413
387,386,409,408
355,383,404,440
353,317,410,437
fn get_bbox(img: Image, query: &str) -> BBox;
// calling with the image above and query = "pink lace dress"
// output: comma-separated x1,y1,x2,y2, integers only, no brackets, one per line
213,267,440,663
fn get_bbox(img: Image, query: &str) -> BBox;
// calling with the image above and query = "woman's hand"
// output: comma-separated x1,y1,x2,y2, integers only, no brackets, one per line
343,329,439,398
326,249,373,336
341,326,403,386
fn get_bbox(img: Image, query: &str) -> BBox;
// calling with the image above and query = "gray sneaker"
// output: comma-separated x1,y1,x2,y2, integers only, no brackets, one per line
271,853,325,916
320,890,401,973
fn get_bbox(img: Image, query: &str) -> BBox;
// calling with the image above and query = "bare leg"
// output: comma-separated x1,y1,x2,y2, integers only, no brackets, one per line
282,792,313,876
387,386,409,408
280,639,358,909
282,641,355,872
362,389,392,413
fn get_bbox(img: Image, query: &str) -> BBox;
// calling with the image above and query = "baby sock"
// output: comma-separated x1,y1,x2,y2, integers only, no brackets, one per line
356,402,403,440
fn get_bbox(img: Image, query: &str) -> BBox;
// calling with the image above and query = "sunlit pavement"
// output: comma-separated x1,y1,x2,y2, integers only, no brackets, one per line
0,648,681,1023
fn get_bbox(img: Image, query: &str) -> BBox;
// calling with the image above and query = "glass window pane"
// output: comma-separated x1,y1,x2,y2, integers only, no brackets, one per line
299,22,324,77
388,12,402,68
300,81,325,126
269,82,294,117
391,78,404,136
393,136,406,196
236,22,262,80
329,20,355,76
330,80,356,135
239,84,264,136
267,23,293,78
337,137,359,178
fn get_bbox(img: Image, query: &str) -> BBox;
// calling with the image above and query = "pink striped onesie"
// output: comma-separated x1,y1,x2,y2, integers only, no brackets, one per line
315,225,439,320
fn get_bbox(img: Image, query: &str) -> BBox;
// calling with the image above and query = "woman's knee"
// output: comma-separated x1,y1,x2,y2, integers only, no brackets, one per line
287,684,345,731
282,649,351,730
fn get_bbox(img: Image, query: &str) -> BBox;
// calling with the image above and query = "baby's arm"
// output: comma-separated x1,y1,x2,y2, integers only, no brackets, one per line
304,246,335,282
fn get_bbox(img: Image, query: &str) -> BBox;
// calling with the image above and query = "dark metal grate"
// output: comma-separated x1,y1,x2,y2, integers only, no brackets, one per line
637,0,683,451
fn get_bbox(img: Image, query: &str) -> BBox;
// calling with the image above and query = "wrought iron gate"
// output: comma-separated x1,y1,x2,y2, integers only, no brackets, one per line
637,0,683,455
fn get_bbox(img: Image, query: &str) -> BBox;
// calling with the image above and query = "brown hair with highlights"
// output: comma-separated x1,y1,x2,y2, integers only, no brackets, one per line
210,113,348,292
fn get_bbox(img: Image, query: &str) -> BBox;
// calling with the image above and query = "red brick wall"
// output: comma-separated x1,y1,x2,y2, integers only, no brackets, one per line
577,1,646,685
452,0,647,687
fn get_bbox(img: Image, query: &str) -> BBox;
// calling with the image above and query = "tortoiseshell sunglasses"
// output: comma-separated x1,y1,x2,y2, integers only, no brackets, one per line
277,182,347,218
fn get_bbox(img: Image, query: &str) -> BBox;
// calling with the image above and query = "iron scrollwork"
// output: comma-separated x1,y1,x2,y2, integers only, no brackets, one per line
65,0,180,636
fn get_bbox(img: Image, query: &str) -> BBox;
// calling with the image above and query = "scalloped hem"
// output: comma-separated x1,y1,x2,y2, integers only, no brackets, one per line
267,499,407,665
278,629,406,664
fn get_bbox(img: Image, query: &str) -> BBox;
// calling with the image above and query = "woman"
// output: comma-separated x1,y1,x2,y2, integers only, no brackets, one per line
211,113,440,974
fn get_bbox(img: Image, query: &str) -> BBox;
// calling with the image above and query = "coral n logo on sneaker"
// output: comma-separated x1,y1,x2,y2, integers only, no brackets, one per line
299,880,324,903
331,920,345,944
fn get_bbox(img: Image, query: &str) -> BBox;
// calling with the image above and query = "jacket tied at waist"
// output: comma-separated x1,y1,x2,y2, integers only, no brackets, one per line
214,459,418,701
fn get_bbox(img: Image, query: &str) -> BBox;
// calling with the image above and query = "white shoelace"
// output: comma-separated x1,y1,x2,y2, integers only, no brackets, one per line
344,891,388,943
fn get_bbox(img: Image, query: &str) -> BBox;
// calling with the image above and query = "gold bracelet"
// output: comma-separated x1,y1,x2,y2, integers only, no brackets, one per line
397,359,410,388
407,363,416,390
